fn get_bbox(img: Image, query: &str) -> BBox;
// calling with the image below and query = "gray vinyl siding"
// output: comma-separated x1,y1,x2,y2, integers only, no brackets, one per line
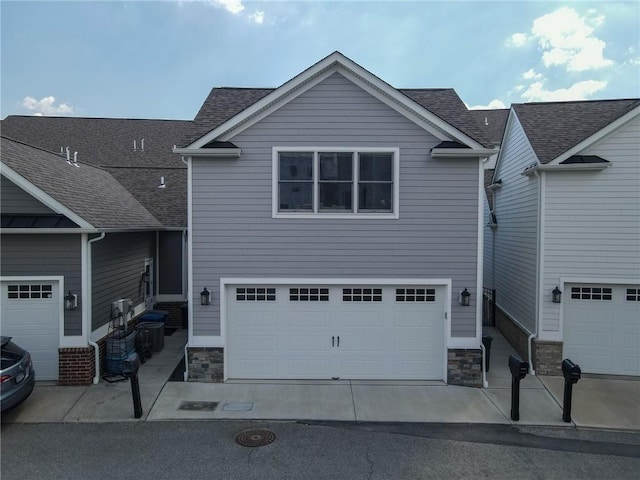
91,232,155,330
491,113,539,333
541,115,640,333
0,234,82,335
192,72,479,338
1,176,55,214
158,230,184,295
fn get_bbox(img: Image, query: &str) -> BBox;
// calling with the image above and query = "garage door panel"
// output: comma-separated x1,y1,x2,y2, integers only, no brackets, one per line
564,283,640,376
226,283,445,380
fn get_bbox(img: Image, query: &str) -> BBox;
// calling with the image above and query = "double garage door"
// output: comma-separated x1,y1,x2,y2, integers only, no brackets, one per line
226,284,446,381
564,283,640,376
1,280,60,381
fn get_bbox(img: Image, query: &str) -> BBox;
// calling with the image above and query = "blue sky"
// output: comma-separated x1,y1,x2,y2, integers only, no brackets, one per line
1,1,638,119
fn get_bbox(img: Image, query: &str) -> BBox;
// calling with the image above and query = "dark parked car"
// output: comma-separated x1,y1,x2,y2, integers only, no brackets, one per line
1,336,35,412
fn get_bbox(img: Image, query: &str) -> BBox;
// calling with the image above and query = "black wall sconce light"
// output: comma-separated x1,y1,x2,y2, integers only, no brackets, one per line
65,290,78,310
459,288,471,306
201,287,211,305
552,286,562,303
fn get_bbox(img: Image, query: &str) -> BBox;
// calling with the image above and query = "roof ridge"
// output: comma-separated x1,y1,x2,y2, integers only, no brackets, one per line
2,115,192,122
514,98,640,107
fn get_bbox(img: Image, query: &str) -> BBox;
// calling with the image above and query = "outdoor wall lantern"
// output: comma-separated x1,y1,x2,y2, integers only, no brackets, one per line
65,290,78,310
459,288,471,306
552,286,562,304
201,287,211,306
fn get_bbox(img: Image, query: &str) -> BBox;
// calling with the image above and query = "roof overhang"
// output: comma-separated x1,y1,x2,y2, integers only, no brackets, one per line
430,148,499,159
1,163,95,230
173,147,242,158
522,162,611,176
185,52,486,151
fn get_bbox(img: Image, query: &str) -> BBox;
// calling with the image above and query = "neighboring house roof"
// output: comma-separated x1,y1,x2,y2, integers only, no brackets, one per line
468,109,509,146
512,99,640,164
1,116,191,227
180,87,494,149
179,52,494,150
1,136,162,230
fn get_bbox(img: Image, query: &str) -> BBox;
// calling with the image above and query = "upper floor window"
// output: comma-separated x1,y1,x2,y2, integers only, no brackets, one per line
273,148,399,218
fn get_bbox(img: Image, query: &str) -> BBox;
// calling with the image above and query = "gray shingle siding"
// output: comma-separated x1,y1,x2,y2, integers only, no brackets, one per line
191,73,479,338
0,234,82,335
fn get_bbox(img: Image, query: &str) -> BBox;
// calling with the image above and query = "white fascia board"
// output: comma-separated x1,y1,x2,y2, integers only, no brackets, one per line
186,51,486,149
1,164,94,230
172,148,241,158
522,162,611,176
430,148,499,159
548,105,640,165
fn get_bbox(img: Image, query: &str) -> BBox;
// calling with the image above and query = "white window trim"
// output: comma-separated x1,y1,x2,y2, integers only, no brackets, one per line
272,147,400,219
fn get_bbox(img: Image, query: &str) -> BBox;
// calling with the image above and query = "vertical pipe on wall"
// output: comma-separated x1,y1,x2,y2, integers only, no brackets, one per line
86,233,106,384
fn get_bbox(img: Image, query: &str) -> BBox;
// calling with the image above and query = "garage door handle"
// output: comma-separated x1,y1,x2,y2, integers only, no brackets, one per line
337,336,340,347
332,336,335,347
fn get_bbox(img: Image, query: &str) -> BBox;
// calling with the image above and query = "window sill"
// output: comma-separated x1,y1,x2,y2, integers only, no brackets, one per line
273,212,399,220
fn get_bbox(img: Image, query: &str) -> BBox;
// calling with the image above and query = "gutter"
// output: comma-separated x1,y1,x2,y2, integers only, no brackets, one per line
173,147,241,158
430,148,499,159
522,163,610,176
86,233,106,384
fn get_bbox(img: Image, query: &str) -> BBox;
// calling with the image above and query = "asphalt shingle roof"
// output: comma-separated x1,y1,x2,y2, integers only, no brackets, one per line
468,109,509,146
513,99,640,164
180,86,494,148
1,136,162,230
1,116,191,227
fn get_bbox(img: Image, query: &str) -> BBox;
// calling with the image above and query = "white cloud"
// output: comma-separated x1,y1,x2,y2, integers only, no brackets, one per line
21,96,74,116
249,10,265,25
530,7,613,72
522,69,542,80
507,32,528,47
520,79,607,102
468,99,507,110
211,0,244,15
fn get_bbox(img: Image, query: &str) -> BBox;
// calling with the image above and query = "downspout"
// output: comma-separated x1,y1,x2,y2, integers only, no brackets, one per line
87,233,106,384
478,157,489,388
181,155,190,381
528,170,546,376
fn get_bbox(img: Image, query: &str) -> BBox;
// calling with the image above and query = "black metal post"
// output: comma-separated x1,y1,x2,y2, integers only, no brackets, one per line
562,380,573,423
510,377,521,421
130,373,143,419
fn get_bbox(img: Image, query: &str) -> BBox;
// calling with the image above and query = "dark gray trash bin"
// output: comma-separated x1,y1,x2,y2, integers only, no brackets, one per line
137,321,164,352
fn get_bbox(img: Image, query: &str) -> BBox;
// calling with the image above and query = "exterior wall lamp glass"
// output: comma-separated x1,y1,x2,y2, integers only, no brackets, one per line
459,288,471,306
201,287,211,306
552,286,562,304
65,290,78,310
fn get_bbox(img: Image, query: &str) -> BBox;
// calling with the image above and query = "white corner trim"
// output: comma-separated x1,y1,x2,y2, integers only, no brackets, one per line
475,159,484,345
1,163,94,230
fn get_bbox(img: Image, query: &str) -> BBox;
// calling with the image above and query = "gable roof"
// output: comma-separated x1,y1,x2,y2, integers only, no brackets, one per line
179,52,493,150
468,109,509,146
1,136,162,230
512,99,640,164
1,116,191,227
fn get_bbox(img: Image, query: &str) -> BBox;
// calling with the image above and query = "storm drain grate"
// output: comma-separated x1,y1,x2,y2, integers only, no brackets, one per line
235,429,276,447
178,401,218,411
222,402,254,412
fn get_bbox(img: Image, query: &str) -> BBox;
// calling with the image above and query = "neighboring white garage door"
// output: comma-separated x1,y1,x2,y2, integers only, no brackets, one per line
225,284,446,380
1,281,60,381
564,283,640,376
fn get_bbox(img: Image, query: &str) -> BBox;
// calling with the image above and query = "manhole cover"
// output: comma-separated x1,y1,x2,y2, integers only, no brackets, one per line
235,429,276,447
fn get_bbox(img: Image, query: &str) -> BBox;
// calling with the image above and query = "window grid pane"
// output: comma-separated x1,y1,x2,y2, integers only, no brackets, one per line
7,284,53,300
290,287,329,302
236,287,276,302
570,286,613,301
395,288,436,302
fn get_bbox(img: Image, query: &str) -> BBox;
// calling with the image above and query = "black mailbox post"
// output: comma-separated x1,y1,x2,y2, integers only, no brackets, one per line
122,353,143,419
508,354,529,421
561,359,581,423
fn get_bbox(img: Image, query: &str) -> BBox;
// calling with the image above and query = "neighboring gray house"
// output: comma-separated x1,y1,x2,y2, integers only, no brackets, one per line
485,99,640,377
176,52,497,385
0,118,191,384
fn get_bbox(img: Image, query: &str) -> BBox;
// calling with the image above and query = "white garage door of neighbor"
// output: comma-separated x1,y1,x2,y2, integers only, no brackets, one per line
226,284,446,380
1,281,60,381
564,283,640,376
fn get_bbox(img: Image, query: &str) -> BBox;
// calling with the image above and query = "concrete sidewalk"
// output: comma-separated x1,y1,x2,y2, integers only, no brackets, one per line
2,327,638,431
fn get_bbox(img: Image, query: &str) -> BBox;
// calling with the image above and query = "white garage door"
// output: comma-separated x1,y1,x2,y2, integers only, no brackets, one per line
226,284,446,380
1,281,60,381
564,283,640,376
